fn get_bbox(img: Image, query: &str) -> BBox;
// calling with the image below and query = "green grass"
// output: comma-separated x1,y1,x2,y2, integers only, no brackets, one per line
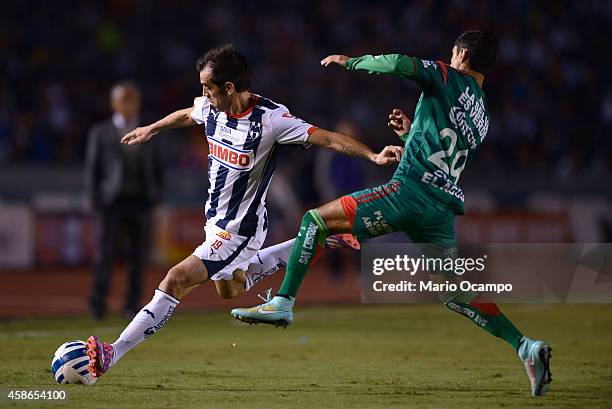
1,304,611,409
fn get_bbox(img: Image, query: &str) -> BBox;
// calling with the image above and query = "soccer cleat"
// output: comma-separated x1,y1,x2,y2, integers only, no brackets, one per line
231,292,294,328
86,335,114,378
325,233,360,250
518,336,553,397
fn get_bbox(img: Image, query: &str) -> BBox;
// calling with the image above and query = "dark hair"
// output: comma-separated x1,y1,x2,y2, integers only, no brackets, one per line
454,30,499,74
195,44,251,92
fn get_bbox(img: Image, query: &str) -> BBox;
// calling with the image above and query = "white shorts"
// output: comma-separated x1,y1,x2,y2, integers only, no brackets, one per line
192,223,267,281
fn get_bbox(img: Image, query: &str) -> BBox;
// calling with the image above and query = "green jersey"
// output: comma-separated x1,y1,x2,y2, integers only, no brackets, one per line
346,54,490,215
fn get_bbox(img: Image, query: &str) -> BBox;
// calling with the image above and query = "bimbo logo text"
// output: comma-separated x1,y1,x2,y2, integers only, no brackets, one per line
208,138,254,171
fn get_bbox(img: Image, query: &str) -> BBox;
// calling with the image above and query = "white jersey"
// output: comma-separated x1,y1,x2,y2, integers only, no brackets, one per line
190,94,316,237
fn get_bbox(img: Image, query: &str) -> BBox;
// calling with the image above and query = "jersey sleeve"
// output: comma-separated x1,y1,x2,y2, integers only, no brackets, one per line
190,96,210,125
346,54,448,92
269,109,318,145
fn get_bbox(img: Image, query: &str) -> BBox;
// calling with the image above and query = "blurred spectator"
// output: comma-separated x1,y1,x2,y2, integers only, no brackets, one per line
85,81,164,320
314,118,365,202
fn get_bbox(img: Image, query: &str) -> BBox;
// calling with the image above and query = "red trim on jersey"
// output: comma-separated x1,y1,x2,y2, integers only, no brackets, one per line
354,189,383,201
356,194,385,204
436,61,448,83
469,295,501,316
307,126,319,136
353,182,400,204
340,195,357,227
227,95,260,118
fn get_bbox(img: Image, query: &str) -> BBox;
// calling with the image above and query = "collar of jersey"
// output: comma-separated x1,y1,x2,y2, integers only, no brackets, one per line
226,95,260,119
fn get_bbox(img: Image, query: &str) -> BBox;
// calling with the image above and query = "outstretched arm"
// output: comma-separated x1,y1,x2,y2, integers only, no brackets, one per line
307,128,403,166
321,54,415,77
121,107,195,145
322,54,445,91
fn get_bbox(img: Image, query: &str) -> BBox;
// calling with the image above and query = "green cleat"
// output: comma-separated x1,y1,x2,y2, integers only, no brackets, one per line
518,336,553,397
231,290,294,328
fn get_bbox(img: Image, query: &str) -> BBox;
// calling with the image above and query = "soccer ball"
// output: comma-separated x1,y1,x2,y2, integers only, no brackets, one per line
51,340,97,385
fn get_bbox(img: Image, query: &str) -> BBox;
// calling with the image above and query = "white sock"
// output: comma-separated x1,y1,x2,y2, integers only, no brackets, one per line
110,289,179,366
245,239,295,291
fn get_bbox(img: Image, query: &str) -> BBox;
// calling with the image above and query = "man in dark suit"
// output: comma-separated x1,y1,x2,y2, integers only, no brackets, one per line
85,81,164,320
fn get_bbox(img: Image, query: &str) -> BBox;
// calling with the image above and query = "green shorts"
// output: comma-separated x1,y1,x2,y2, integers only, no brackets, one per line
340,180,456,246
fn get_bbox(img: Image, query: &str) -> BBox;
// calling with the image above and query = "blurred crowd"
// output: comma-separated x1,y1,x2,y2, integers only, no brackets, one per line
1,0,610,205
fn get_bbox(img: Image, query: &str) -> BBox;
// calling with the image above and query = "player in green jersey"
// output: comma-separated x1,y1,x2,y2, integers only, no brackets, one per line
231,30,552,397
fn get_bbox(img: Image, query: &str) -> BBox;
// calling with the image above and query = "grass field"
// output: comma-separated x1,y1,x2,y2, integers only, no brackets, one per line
1,304,611,409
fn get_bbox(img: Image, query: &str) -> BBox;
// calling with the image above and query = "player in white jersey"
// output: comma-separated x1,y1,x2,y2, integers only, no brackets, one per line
86,44,403,379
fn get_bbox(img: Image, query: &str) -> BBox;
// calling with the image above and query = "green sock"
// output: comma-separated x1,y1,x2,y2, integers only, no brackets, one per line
278,209,330,298
441,290,524,350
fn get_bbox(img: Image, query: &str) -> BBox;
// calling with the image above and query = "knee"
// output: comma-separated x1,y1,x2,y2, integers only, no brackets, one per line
302,208,330,232
161,266,190,295
218,287,239,299
217,282,243,299
301,210,314,223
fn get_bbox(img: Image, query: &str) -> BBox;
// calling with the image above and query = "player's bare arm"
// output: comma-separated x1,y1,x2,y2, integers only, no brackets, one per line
121,106,196,145
307,128,403,166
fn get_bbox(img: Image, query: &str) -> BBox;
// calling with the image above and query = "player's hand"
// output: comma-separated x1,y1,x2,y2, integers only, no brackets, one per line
320,54,350,68
374,145,404,166
388,109,412,137
121,126,157,145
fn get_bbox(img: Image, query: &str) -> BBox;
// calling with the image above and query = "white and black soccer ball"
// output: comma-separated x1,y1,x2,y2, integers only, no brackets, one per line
51,340,96,385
